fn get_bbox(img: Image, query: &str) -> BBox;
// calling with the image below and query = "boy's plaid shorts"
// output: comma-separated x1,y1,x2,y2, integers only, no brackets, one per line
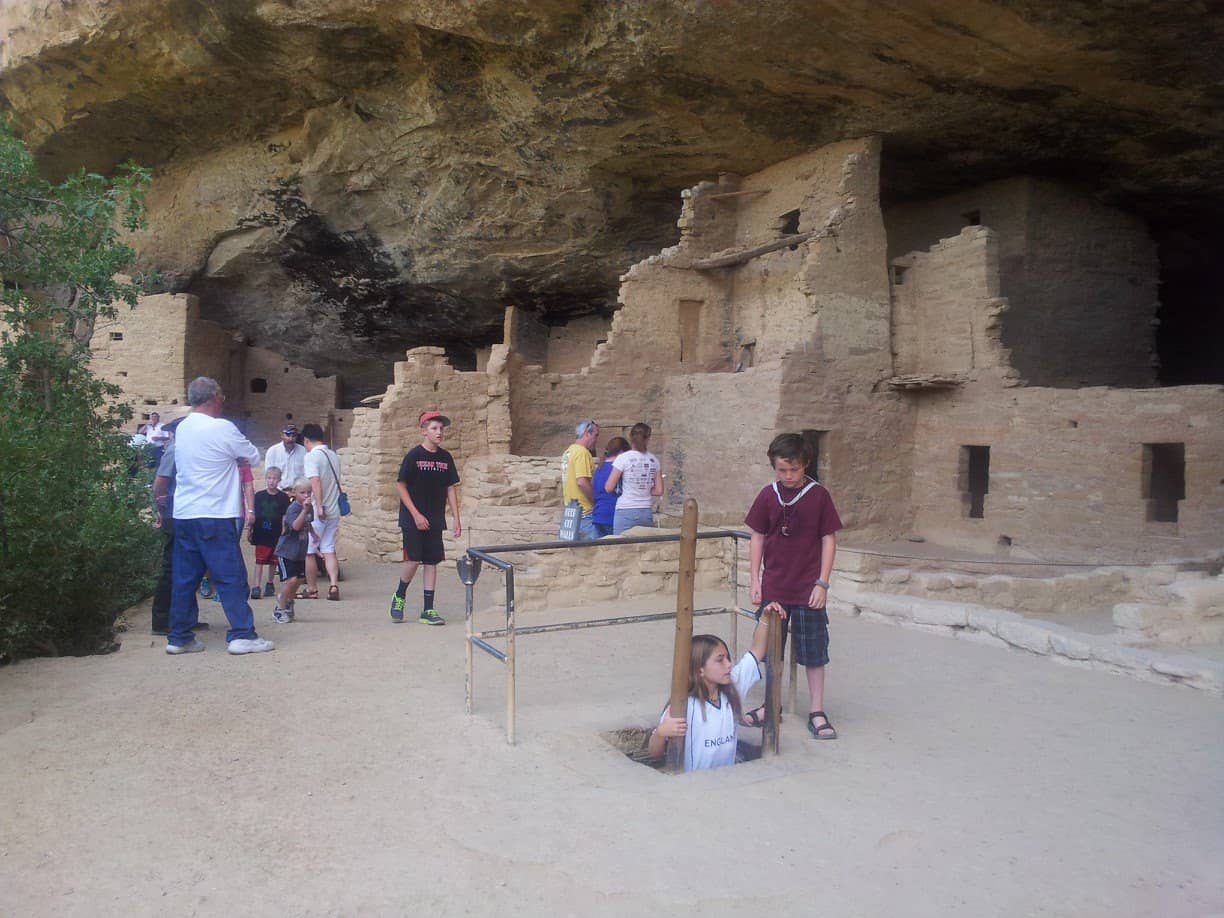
756,603,830,667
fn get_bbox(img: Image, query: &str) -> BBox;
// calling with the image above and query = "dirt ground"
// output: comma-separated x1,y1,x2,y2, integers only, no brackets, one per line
1,558,1221,917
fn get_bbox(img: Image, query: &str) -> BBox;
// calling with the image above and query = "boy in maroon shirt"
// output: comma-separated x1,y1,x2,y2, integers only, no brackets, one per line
744,432,843,740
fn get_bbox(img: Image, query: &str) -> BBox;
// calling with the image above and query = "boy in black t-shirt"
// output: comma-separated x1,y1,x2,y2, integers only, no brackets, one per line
249,467,292,599
391,410,462,625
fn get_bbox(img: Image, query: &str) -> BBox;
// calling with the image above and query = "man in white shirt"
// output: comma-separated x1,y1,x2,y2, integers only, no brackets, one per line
167,377,275,656
146,412,167,446
264,424,306,487
301,422,343,601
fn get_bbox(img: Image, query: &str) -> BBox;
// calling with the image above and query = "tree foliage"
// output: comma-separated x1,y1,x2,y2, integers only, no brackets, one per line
0,120,161,660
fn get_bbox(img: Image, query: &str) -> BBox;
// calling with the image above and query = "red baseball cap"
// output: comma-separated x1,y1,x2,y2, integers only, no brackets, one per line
419,410,451,427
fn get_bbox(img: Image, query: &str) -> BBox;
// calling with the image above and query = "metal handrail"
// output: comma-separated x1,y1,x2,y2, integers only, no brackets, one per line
459,529,763,745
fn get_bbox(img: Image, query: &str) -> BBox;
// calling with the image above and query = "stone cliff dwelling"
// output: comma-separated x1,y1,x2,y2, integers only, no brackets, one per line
91,292,348,448
328,138,1221,653
90,133,1223,653
19,0,1215,656
341,137,1221,554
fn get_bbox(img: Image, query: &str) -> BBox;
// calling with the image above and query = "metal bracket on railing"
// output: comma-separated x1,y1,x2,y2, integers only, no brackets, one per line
457,554,482,585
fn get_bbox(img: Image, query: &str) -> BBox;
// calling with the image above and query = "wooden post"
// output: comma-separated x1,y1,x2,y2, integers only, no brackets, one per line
666,498,698,771
762,606,783,755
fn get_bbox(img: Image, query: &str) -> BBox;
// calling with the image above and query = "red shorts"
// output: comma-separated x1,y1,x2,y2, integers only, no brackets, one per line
254,544,277,565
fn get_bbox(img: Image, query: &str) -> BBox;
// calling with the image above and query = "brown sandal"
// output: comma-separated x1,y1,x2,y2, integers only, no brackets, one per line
296,588,319,600
327,585,340,601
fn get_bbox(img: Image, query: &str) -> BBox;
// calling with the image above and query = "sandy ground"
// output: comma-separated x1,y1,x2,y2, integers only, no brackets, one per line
1,558,1222,918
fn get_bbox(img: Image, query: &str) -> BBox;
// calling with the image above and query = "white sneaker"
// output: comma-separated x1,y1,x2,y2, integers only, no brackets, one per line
272,608,292,624
166,639,205,655
227,637,275,655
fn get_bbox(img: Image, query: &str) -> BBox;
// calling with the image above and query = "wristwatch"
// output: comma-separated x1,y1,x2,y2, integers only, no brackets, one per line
813,579,830,590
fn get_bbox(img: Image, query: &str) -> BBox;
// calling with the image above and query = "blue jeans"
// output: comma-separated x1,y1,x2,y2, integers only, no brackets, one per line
613,507,655,535
169,517,257,646
578,512,598,541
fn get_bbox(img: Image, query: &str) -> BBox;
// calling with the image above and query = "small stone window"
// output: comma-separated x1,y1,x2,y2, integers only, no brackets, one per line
109,331,124,341
1142,443,1185,523
959,445,990,519
250,378,268,394
778,209,801,250
891,265,908,286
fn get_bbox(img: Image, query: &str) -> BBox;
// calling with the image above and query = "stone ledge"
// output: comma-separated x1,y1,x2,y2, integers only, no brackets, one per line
842,590,1224,697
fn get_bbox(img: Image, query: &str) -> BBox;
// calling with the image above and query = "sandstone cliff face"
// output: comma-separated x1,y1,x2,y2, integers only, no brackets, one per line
2,1,1221,399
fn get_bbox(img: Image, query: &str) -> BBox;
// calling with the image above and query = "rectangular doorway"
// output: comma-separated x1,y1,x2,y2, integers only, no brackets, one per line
1142,442,1185,522
959,445,990,518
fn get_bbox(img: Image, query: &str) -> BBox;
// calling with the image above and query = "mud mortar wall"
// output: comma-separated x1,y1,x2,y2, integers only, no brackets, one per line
884,178,1158,388
545,315,611,375
90,292,339,447
890,226,1012,376
334,137,1221,571
341,346,504,559
90,293,193,425
507,266,731,458
908,383,1224,559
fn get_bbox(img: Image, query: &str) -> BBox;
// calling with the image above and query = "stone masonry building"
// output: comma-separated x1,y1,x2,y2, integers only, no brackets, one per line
90,291,348,451
340,137,1222,562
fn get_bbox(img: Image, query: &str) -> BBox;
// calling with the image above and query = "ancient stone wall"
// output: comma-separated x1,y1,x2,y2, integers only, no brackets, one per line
90,293,193,426
774,350,916,538
336,137,1222,575
890,226,1012,377
545,315,610,375
660,361,786,526
90,292,339,449
1009,181,1158,388
507,266,730,458
242,346,341,454
908,383,1224,560
340,346,505,559
884,178,1158,388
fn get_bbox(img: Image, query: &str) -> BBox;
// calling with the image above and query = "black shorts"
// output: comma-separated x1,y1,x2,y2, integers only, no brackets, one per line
402,526,445,565
277,557,306,581
758,603,830,668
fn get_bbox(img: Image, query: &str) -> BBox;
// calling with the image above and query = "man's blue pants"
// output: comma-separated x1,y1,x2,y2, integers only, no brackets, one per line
168,517,257,646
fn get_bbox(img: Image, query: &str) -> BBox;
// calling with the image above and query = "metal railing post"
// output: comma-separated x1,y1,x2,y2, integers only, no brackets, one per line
505,565,516,745
730,536,740,658
465,576,475,716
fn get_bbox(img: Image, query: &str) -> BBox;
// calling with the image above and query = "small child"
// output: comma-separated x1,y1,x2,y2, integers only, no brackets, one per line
647,610,784,772
250,467,291,599
272,479,314,623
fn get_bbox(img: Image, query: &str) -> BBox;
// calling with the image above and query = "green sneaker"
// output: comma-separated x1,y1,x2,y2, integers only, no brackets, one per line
389,594,405,623
418,608,445,626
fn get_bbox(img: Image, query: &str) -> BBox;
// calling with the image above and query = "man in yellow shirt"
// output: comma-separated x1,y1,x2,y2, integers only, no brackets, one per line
561,419,600,540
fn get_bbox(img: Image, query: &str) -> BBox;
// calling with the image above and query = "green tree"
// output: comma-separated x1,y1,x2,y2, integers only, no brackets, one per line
0,120,161,660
